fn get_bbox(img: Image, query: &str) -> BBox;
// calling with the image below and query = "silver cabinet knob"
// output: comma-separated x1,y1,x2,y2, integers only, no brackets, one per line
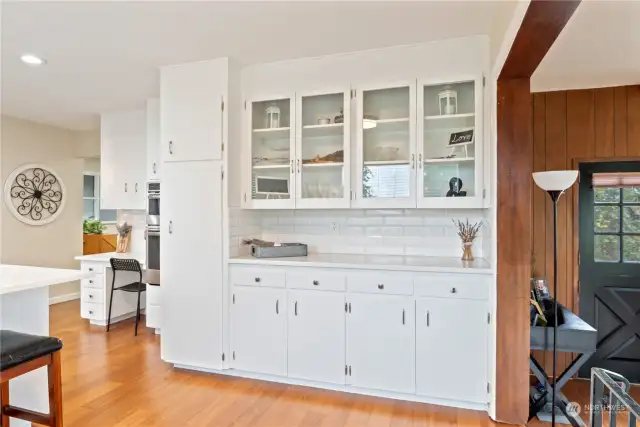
254,277,261,283
451,287,457,294
313,280,319,286
378,284,384,290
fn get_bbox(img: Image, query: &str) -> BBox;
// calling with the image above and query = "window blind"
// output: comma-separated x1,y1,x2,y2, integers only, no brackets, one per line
593,172,640,188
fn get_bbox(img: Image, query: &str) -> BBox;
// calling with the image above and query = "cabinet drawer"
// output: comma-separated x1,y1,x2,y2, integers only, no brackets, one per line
146,305,161,329
81,262,106,275
82,276,103,289
414,274,490,300
230,266,286,288
82,288,104,304
147,284,161,306
287,269,346,292
81,302,103,320
347,272,413,296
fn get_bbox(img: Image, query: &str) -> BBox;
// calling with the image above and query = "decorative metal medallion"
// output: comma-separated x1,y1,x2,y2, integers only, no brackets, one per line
4,164,66,225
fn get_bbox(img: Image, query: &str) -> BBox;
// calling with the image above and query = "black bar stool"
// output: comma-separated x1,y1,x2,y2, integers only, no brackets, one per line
107,258,146,336
0,330,63,427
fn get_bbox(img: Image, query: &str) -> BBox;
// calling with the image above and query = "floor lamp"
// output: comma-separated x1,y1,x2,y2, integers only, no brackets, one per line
532,170,579,427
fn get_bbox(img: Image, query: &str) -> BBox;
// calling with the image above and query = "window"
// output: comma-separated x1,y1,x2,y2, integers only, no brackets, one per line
593,186,640,263
83,173,116,222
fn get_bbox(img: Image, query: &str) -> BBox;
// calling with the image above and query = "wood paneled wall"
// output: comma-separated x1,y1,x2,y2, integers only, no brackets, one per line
531,85,640,370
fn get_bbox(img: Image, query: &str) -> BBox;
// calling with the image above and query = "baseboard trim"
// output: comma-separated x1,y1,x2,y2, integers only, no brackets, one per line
49,292,80,305
170,364,489,413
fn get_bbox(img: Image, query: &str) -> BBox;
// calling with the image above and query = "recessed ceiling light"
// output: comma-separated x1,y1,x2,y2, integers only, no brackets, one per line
20,54,46,66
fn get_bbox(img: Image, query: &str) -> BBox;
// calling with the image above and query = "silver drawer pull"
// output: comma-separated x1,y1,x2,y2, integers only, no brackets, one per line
89,280,93,284
89,310,94,315
255,277,261,283
377,284,384,290
451,287,457,294
88,268,94,272
313,280,319,286
89,295,94,299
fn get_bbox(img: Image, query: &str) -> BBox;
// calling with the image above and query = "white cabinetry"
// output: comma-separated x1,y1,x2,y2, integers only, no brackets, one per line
161,59,226,162
161,161,223,369
231,286,287,376
100,109,147,209
146,284,161,333
146,98,161,179
287,289,345,384
416,297,487,404
346,293,415,393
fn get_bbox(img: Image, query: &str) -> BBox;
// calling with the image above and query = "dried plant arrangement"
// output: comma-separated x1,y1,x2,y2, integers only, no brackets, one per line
115,221,132,253
452,219,483,261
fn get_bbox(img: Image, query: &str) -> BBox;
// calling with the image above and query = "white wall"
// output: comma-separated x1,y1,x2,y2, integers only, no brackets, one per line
83,157,100,174
75,129,100,158
0,115,83,299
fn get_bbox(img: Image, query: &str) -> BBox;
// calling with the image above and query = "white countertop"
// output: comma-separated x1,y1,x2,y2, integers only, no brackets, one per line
229,253,492,274
74,252,145,264
0,265,92,295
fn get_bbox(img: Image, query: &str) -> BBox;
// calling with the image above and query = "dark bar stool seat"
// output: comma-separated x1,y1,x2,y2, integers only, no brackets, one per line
0,330,63,427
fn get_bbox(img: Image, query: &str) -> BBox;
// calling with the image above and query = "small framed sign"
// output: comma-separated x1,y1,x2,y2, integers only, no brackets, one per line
448,129,474,146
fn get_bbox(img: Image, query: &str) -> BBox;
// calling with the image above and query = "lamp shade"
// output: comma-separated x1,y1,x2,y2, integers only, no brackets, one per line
532,170,579,191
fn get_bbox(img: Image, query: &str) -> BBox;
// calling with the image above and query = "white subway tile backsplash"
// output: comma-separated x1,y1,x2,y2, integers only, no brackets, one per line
232,207,491,259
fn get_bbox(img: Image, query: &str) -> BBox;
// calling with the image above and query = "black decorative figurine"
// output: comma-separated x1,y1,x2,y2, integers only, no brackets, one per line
446,177,467,197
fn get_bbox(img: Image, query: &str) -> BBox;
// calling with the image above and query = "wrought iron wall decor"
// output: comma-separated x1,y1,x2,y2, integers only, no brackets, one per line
3,164,66,226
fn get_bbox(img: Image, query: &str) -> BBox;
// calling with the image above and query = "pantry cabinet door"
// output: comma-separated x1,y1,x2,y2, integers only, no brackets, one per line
161,161,223,369
146,98,161,180
295,88,351,209
287,289,346,384
161,59,225,162
346,293,415,393
231,286,287,376
416,297,488,403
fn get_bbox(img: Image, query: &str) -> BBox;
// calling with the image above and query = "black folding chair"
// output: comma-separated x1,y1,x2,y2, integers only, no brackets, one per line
107,258,146,336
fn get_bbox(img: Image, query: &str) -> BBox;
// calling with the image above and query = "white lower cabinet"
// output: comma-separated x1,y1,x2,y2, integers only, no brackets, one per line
416,297,487,403
231,286,287,376
287,289,345,385
346,293,415,394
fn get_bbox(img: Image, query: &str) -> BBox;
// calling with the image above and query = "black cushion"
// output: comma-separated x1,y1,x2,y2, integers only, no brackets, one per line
0,330,62,372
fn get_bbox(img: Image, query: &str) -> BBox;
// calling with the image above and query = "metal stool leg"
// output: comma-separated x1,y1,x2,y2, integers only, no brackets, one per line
134,289,142,337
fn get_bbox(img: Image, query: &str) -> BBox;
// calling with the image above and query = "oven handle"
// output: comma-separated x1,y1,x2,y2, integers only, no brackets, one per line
148,194,160,200
146,230,161,237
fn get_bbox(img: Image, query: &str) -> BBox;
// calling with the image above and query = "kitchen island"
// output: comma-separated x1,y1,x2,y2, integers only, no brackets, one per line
0,265,91,427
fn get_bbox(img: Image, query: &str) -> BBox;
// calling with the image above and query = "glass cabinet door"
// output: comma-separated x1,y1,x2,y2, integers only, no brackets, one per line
295,90,350,209
248,96,295,208
418,78,482,208
355,83,416,208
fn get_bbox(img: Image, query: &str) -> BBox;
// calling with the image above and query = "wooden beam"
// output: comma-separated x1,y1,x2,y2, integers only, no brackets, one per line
499,0,581,79
496,79,533,425
496,0,582,424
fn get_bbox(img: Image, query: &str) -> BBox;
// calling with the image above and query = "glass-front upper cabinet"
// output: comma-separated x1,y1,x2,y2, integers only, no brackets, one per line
295,89,351,209
355,82,416,208
417,77,483,208
247,95,295,209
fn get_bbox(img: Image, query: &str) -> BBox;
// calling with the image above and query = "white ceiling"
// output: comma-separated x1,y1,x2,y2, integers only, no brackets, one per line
532,0,640,92
1,1,516,131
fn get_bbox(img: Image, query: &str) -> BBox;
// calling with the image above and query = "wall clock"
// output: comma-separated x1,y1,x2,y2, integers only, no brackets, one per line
3,164,66,226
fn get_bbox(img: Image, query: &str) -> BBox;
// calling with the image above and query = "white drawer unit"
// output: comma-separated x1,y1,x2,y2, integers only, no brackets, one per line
82,287,104,304
227,260,492,412
146,305,161,330
146,284,161,306
414,274,490,300
286,268,346,292
81,302,103,321
229,265,286,288
81,262,106,275
82,276,102,289
346,271,414,296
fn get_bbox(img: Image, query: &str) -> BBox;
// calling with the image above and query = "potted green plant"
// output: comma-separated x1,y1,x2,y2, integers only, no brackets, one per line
83,219,106,235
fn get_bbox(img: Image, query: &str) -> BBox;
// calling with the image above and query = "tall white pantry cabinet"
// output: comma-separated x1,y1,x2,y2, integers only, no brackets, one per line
160,58,237,368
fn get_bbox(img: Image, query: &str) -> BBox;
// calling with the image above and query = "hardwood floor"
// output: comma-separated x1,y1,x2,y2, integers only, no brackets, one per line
48,300,636,427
